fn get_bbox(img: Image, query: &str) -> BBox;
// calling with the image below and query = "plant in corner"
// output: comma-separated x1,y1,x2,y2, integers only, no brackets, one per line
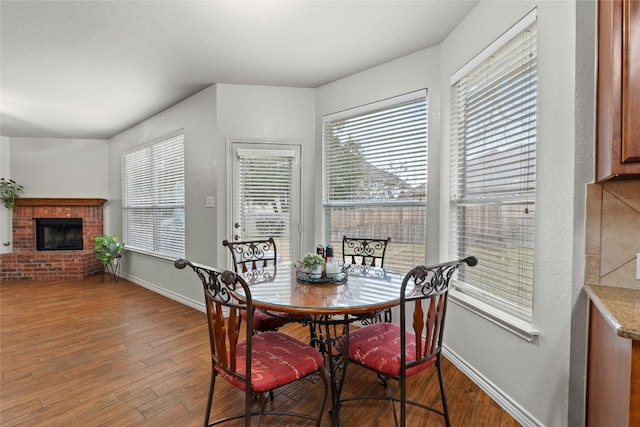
0,178,24,209
93,234,124,265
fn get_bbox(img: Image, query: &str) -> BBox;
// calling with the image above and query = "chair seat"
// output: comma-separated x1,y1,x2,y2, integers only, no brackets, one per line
345,322,436,378
241,308,305,331
217,331,324,393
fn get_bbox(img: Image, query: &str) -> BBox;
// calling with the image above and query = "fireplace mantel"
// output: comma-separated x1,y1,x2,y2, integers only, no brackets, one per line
14,198,107,207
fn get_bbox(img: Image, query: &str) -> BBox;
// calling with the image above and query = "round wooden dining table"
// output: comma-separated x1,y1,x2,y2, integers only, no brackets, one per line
236,262,409,427
238,262,406,313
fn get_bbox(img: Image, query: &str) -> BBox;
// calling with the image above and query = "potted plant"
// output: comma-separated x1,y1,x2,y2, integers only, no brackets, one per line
0,178,24,209
93,235,124,281
300,252,324,274
93,234,124,264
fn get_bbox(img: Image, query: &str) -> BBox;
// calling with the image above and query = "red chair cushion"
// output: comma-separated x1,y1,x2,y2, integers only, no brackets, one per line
241,309,294,331
217,331,324,393
345,322,436,378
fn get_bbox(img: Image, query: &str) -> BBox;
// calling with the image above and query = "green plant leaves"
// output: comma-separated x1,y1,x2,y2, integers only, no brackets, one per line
93,235,124,264
0,178,24,209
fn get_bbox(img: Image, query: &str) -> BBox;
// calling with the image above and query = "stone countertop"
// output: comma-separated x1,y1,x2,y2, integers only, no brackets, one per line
585,284,640,340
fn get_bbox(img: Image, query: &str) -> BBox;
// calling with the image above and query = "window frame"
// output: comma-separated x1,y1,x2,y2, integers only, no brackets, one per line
448,9,539,338
121,129,185,260
322,90,428,273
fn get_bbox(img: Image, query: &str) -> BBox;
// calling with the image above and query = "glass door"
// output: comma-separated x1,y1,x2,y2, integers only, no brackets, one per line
230,142,302,264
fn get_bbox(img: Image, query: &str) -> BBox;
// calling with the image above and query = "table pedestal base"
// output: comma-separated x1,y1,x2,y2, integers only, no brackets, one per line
309,315,351,427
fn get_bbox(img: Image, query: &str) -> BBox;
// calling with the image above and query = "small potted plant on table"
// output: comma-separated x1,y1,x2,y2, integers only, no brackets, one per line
300,253,325,275
93,235,124,282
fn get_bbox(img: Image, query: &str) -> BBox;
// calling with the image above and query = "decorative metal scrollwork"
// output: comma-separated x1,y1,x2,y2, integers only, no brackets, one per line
344,238,386,257
243,265,276,283
344,264,389,279
408,256,478,298
174,258,241,306
233,240,274,263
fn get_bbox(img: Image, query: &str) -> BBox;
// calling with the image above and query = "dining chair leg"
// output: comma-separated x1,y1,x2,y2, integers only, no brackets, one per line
251,390,274,400
204,368,216,427
436,355,451,427
377,373,388,386
386,377,400,427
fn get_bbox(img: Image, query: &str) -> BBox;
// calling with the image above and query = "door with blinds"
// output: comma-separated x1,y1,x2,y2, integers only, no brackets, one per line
230,142,301,264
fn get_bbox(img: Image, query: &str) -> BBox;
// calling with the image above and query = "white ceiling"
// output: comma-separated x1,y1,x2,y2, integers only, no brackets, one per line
0,0,477,140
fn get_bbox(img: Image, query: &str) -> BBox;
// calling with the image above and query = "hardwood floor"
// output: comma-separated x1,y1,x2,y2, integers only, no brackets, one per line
1,276,520,426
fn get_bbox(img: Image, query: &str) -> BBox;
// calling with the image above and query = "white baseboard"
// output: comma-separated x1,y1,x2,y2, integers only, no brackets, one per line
442,346,544,427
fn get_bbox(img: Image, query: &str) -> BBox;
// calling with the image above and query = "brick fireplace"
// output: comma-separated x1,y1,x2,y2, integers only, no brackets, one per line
1,198,107,280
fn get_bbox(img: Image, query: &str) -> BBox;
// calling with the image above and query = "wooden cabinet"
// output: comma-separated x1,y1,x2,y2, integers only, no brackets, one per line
586,302,640,426
596,0,640,181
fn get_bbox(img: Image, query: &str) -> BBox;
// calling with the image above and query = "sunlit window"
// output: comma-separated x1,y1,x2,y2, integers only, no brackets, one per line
122,130,185,258
322,91,427,273
450,11,537,318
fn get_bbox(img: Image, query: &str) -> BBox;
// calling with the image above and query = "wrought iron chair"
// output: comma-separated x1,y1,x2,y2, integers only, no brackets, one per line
174,259,328,427
222,238,300,332
222,238,278,273
342,236,392,323
342,236,390,268
339,256,478,427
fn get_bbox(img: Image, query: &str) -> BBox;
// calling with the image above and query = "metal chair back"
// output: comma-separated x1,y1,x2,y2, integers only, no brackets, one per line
223,238,277,273
342,236,392,323
342,236,390,267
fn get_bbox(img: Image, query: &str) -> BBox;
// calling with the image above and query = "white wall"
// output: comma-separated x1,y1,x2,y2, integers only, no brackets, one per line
317,1,591,425
569,0,597,422
1,136,12,253
107,84,316,309
9,137,108,199
1,137,109,253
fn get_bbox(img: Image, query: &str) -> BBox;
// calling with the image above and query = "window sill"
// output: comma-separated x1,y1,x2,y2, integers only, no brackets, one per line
122,247,181,263
449,290,539,342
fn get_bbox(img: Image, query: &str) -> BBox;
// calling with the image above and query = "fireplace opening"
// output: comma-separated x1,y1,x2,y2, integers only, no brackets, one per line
36,218,83,251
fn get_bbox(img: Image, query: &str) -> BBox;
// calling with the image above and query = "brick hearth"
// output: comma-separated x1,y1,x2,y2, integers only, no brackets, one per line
1,198,107,280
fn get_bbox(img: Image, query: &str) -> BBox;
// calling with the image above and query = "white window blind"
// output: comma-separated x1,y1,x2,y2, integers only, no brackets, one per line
236,150,293,263
450,11,537,318
122,130,185,259
323,91,427,273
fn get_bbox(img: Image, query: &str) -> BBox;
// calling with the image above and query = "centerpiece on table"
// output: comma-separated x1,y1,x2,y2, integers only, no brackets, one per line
295,252,348,284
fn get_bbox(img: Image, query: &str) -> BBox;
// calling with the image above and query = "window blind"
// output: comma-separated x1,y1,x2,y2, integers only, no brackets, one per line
323,91,427,273
236,150,293,262
450,11,537,317
122,130,185,258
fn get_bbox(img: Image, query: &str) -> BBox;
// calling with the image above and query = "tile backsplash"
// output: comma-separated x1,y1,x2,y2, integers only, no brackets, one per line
585,181,640,289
